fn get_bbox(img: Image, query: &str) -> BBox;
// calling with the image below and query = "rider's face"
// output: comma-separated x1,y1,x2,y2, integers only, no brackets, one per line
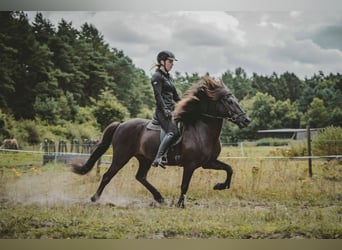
163,59,174,72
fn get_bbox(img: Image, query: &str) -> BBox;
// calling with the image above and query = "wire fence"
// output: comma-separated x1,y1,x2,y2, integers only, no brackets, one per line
1,125,341,179
1,144,341,163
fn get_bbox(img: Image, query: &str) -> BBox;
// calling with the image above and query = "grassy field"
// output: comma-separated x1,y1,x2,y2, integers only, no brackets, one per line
0,146,341,239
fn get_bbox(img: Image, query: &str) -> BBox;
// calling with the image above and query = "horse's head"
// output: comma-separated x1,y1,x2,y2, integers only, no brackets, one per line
174,76,250,128
217,91,251,128
200,77,250,128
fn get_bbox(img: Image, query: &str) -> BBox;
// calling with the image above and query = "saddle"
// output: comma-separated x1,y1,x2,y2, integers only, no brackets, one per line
146,116,184,164
147,117,183,142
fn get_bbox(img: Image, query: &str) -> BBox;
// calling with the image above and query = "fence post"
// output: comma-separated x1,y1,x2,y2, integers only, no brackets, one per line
43,139,56,165
240,142,245,157
58,140,67,154
71,139,80,153
307,125,313,177
43,139,49,153
82,139,89,154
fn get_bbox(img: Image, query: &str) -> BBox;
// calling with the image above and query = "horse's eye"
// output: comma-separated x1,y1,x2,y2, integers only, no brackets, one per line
226,96,233,104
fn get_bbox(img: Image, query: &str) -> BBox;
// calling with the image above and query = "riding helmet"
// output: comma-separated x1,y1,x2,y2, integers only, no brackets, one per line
157,50,177,63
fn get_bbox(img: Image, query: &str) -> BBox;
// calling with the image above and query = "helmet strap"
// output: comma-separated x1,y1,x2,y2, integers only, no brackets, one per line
159,61,168,73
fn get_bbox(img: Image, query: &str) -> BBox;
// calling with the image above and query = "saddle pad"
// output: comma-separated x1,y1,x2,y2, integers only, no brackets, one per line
146,121,161,131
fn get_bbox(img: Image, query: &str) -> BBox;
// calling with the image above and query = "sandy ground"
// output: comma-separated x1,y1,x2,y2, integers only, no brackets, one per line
1,169,152,208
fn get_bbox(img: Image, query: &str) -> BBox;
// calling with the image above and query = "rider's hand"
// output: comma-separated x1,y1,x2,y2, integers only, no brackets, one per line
163,109,172,118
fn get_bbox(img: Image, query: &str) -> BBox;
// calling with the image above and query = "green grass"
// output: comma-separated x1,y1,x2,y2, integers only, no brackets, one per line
0,152,43,167
1,201,340,239
0,147,341,239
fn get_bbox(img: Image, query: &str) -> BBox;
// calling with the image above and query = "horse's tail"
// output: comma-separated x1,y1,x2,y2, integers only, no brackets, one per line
71,121,121,175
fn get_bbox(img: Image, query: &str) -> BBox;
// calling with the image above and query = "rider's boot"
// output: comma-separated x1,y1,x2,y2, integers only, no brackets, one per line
152,132,175,168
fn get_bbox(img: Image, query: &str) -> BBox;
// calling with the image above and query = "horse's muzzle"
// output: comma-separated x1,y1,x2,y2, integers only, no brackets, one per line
237,116,251,128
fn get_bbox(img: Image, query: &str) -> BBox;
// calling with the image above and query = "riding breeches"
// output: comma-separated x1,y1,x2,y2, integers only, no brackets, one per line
155,109,179,138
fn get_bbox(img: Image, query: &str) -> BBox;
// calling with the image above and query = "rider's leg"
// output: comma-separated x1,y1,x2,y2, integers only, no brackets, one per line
152,132,176,168
152,109,179,168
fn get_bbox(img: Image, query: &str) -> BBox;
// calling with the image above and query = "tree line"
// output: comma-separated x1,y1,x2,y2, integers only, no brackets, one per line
0,11,154,129
219,68,341,141
1,11,341,144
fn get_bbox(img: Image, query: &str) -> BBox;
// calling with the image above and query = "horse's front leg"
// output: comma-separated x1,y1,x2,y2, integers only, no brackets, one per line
177,167,195,208
202,159,233,190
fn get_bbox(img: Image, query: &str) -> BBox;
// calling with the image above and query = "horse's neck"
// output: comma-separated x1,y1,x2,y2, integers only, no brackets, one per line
206,117,223,134
195,117,223,140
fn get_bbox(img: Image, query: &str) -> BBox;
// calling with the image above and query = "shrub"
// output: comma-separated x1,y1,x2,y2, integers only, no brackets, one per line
42,122,101,142
2,119,44,146
64,123,101,141
286,140,307,156
75,107,99,128
137,107,153,120
312,126,342,156
16,120,42,145
255,138,291,147
0,109,14,141
91,89,130,130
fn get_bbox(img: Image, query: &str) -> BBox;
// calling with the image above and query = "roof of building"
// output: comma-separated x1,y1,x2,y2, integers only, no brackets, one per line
258,128,321,133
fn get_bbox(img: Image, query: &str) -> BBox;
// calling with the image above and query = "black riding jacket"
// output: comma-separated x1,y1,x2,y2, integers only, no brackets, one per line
151,69,181,112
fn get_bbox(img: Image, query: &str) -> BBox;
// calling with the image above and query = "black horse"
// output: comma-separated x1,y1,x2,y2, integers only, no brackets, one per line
72,76,250,207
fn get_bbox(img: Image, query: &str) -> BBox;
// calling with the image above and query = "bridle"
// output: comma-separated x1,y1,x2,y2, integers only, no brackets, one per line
227,112,247,122
201,94,246,122
201,111,246,122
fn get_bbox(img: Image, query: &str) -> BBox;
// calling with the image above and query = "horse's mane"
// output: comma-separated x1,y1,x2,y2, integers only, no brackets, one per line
174,76,229,123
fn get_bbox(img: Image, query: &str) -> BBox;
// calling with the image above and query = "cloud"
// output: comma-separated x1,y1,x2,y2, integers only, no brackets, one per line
257,13,285,29
270,39,324,63
25,11,342,79
311,25,342,51
175,12,247,46
289,11,302,18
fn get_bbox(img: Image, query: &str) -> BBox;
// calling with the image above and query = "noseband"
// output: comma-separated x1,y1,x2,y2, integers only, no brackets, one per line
201,94,246,121
227,112,247,122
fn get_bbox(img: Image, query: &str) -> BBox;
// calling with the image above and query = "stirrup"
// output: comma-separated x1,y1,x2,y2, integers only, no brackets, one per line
152,156,167,169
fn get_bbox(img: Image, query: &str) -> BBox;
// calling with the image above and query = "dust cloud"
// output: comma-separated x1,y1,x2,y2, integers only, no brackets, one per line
1,169,148,207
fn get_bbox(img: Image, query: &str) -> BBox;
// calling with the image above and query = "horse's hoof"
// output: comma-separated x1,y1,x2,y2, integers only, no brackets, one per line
155,197,165,204
91,195,99,202
176,199,185,208
213,183,227,190
176,202,185,208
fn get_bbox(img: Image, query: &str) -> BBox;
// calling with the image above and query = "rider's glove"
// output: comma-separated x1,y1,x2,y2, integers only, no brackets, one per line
163,109,172,118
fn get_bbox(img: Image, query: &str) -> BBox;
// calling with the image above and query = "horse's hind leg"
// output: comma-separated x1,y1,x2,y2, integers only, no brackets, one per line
135,157,165,204
91,155,131,202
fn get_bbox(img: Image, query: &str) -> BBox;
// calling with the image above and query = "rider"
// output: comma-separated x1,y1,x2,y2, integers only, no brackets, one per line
151,50,181,168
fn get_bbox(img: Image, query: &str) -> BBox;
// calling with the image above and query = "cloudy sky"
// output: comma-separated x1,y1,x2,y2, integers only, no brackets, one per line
25,11,342,79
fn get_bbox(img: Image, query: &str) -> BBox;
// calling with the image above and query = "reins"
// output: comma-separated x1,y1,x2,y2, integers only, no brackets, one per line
201,112,246,122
